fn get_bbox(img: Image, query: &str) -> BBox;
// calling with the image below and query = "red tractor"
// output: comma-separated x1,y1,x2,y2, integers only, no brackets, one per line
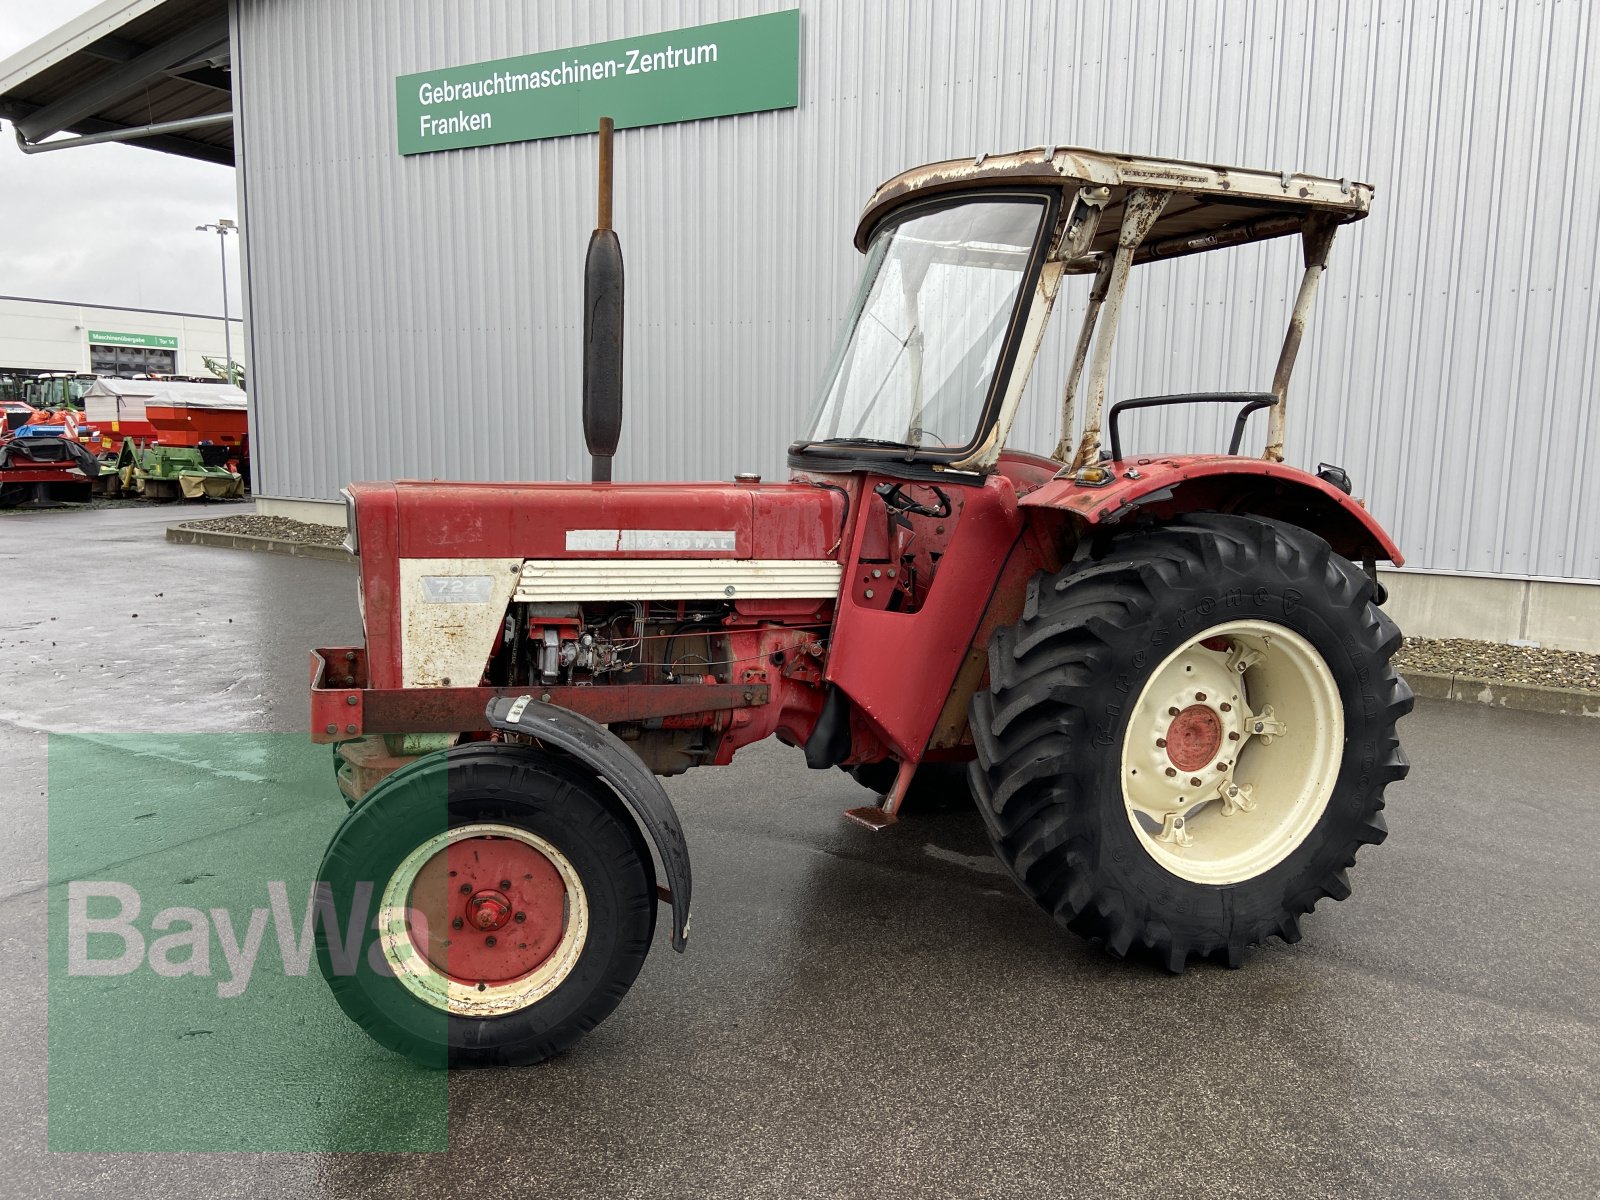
310,138,1411,1067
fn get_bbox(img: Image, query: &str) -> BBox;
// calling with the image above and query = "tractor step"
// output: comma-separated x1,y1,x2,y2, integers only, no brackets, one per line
843,805,899,831
842,759,918,830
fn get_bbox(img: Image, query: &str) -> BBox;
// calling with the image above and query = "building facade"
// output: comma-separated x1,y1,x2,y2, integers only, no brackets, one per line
4,0,1594,647
233,3,1598,586
0,294,242,380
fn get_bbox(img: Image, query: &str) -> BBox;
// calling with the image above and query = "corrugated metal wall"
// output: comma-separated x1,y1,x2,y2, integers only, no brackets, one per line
235,0,1600,581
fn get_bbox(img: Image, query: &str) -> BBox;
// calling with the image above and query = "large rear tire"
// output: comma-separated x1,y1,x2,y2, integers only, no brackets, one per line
969,514,1411,971
315,743,656,1067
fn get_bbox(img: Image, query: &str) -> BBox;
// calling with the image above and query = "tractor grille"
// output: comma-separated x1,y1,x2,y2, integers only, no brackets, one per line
513,559,843,602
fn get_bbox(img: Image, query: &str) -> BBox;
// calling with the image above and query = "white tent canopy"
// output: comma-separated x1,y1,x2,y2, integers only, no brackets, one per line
82,377,246,424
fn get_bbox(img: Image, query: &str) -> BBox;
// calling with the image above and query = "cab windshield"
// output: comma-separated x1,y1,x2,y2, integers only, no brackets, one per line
802,197,1046,454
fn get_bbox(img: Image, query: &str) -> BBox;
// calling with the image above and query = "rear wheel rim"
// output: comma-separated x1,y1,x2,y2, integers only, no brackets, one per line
1120,620,1344,885
379,823,589,1017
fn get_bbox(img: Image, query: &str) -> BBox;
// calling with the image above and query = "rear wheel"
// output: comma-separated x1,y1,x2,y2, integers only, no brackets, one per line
969,514,1411,970
316,743,656,1066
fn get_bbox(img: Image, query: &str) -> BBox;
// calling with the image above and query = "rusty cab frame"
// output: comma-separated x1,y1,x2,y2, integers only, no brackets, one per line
835,147,1367,478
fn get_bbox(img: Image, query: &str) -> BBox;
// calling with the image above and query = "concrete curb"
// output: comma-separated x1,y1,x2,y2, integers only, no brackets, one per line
1404,669,1600,719
165,524,354,562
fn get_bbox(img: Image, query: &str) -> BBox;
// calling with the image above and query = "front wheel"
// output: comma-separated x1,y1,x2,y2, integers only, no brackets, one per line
315,743,657,1067
969,514,1412,971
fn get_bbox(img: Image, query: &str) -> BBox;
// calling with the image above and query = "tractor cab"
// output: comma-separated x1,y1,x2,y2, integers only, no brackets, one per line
21,372,96,412
792,147,1371,478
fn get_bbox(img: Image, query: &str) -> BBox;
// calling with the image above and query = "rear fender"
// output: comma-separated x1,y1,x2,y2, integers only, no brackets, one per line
486,695,692,951
1017,456,1403,564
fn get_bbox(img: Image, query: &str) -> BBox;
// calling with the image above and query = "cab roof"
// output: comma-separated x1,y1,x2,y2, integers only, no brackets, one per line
855,146,1372,271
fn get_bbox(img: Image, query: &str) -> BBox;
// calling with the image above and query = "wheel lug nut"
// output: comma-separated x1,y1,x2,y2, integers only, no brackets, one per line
1156,737,1167,748
1195,692,1207,701
1216,762,1228,771
499,879,511,890
451,917,463,930
1228,732,1240,741
485,935,497,947
1190,776,1203,787
514,912,526,922
1168,707,1180,717
1164,767,1177,778
459,884,471,895
1220,702,1232,712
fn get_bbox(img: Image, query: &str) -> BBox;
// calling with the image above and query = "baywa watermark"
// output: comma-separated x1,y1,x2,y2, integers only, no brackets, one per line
67,880,415,998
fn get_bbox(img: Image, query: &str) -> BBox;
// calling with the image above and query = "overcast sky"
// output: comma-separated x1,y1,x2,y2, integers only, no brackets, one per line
0,3,241,317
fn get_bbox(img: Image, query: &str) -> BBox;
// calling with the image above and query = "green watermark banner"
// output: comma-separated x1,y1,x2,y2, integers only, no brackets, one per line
47,733,447,1151
87,330,179,349
396,9,800,156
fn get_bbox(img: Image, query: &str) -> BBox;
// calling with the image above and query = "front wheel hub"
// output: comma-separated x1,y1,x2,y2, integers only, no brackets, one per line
466,889,512,931
377,824,590,1017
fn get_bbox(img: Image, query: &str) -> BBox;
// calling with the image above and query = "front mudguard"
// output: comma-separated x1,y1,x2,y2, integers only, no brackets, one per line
485,695,692,952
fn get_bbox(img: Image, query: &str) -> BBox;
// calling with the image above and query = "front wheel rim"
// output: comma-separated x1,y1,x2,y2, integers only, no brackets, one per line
1120,620,1344,885
378,823,589,1017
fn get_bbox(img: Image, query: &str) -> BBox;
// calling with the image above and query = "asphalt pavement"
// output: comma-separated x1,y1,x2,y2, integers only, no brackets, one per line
1,504,1597,1198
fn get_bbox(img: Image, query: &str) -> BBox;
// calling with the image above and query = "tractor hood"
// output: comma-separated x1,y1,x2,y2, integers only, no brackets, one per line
344,477,849,693
348,478,848,563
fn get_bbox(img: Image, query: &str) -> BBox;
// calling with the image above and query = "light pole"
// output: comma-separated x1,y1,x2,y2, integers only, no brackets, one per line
196,218,238,383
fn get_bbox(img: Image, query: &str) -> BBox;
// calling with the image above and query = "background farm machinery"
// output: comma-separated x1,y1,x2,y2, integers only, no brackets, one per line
0,375,248,506
0,407,101,508
105,438,244,500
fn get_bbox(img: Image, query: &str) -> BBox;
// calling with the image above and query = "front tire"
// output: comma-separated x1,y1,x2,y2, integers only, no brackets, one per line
969,514,1411,971
315,743,656,1067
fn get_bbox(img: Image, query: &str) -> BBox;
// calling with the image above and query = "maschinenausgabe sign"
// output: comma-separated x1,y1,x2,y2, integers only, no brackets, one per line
395,10,800,156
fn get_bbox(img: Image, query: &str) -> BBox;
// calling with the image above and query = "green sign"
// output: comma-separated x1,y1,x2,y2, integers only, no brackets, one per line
396,10,799,156
88,330,179,350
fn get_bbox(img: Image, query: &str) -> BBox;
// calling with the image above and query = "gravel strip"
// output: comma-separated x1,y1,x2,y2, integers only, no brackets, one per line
174,513,346,548
1395,636,1600,693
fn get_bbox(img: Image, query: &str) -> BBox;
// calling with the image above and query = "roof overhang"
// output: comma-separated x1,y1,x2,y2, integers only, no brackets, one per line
855,146,1372,270
0,0,232,166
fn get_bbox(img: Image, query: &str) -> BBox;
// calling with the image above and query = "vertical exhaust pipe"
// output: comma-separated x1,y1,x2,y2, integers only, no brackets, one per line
583,117,624,483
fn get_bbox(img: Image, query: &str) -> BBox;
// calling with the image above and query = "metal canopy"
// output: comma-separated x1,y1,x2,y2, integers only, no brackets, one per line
855,146,1372,268
0,0,232,165
854,148,1375,474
